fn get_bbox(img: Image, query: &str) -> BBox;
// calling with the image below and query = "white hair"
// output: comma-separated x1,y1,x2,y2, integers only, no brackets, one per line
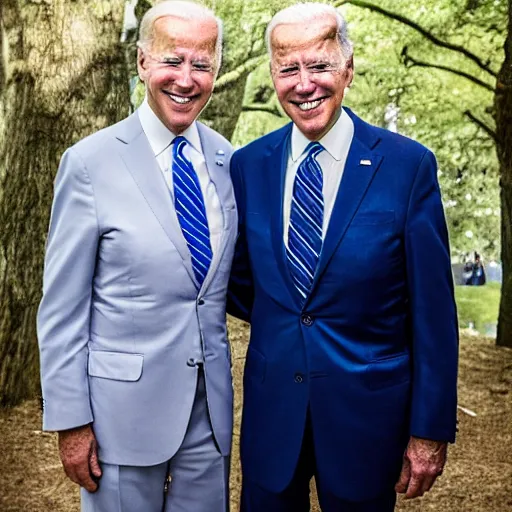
137,1,223,72
266,2,353,62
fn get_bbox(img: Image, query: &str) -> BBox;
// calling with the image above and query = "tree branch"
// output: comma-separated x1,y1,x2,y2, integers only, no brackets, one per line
215,54,267,93
464,109,498,141
401,47,495,92
335,0,498,78
242,103,284,118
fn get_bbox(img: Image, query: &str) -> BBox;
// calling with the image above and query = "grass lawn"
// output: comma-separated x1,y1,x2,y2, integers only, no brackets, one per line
455,282,501,335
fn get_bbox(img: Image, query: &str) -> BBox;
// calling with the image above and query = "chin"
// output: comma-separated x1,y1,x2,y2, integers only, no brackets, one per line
299,124,326,141
170,114,196,130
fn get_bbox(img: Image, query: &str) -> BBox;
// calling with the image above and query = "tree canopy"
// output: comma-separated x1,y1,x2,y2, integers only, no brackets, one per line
231,0,505,261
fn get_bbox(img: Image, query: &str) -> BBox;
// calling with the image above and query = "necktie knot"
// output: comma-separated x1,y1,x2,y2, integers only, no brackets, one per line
305,141,324,160
173,136,189,158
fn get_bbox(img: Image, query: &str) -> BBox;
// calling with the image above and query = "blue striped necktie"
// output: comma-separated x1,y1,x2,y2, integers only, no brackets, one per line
172,136,212,287
286,141,324,301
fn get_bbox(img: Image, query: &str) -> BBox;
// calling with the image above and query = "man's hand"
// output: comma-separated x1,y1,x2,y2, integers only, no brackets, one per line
395,436,447,499
58,424,102,492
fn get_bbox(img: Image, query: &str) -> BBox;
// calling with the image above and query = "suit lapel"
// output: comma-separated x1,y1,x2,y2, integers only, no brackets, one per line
196,123,231,293
115,113,196,284
308,112,383,298
268,125,304,310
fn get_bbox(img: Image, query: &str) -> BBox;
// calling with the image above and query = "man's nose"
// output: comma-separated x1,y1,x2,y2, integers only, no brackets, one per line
174,66,194,89
295,69,315,95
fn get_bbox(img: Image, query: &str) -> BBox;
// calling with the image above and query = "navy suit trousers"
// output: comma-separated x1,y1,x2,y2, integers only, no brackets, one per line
241,410,397,512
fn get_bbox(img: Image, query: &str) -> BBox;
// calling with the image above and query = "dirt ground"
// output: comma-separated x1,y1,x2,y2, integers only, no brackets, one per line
1,320,511,511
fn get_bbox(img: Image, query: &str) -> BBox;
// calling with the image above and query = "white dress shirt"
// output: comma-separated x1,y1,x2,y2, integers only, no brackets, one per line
138,98,222,256
283,108,355,247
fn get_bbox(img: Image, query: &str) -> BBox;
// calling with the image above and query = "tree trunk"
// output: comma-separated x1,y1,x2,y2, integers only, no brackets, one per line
203,76,251,140
0,0,129,406
495,1,512,348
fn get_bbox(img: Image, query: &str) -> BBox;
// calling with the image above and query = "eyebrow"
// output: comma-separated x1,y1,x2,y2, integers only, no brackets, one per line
158,54,214,65
275,58,335,68
161,55,181,61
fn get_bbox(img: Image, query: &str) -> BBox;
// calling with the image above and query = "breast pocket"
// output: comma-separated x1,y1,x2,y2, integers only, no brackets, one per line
351,210,395,227
344,210,397,256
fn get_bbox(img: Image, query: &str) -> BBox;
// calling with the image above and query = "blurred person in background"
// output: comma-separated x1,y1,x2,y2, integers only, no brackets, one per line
462,251,487,286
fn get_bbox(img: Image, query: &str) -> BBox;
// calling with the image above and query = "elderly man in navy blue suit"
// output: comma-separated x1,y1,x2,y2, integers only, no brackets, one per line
228,3,458,511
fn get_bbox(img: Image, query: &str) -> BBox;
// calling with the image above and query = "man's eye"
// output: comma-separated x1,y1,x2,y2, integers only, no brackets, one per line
280,67,299,75
163,60,181,67
310,63,330,72
193,63,213,72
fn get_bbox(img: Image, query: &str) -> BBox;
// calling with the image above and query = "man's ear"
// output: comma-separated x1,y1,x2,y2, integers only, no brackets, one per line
346,55,354,87
137,47,148,82
269,60,277,86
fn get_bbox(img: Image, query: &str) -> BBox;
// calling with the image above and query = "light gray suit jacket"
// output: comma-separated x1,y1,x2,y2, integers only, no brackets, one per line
37,111,237,466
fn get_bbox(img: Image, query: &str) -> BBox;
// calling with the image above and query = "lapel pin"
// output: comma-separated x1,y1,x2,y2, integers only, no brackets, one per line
360,159,372,166
216,149,225,156
216,159,224,166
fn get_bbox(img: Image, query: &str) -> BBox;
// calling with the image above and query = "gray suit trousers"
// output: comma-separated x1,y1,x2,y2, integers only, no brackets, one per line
81,367,230,512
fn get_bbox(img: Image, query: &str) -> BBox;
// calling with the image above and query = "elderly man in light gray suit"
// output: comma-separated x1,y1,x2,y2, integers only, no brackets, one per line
37,2,236,511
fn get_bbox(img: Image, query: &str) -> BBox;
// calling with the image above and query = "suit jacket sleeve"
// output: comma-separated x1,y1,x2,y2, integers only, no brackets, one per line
405,149,459,442
37,147,99,431
227,151,254,323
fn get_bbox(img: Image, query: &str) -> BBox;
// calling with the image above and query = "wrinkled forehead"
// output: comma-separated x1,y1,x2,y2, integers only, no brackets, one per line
271,16,340,61
151,15,218,57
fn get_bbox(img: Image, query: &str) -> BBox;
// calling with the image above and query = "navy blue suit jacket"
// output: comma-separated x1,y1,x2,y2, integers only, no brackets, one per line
228,109,458,501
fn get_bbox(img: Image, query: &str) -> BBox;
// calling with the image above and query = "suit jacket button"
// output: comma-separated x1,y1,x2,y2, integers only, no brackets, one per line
294,373,304,383
187,358,196,367
301,314,313,326
198,299,205,305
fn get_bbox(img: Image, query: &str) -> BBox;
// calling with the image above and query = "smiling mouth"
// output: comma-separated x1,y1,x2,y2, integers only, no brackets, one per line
293,98,325,111
164,92,195,104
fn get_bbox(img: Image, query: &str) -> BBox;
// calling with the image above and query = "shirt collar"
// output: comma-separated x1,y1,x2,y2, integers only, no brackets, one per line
290,107,354,162
138,97,203,157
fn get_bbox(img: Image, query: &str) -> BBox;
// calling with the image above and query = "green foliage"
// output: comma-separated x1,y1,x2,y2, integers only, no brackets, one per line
233,0,505,261
128,0,505,259
455,282,501,334
232,61,287,147
340,0,504,261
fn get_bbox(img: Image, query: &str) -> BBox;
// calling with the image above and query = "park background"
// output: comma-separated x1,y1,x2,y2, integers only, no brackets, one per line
0,0,511,510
